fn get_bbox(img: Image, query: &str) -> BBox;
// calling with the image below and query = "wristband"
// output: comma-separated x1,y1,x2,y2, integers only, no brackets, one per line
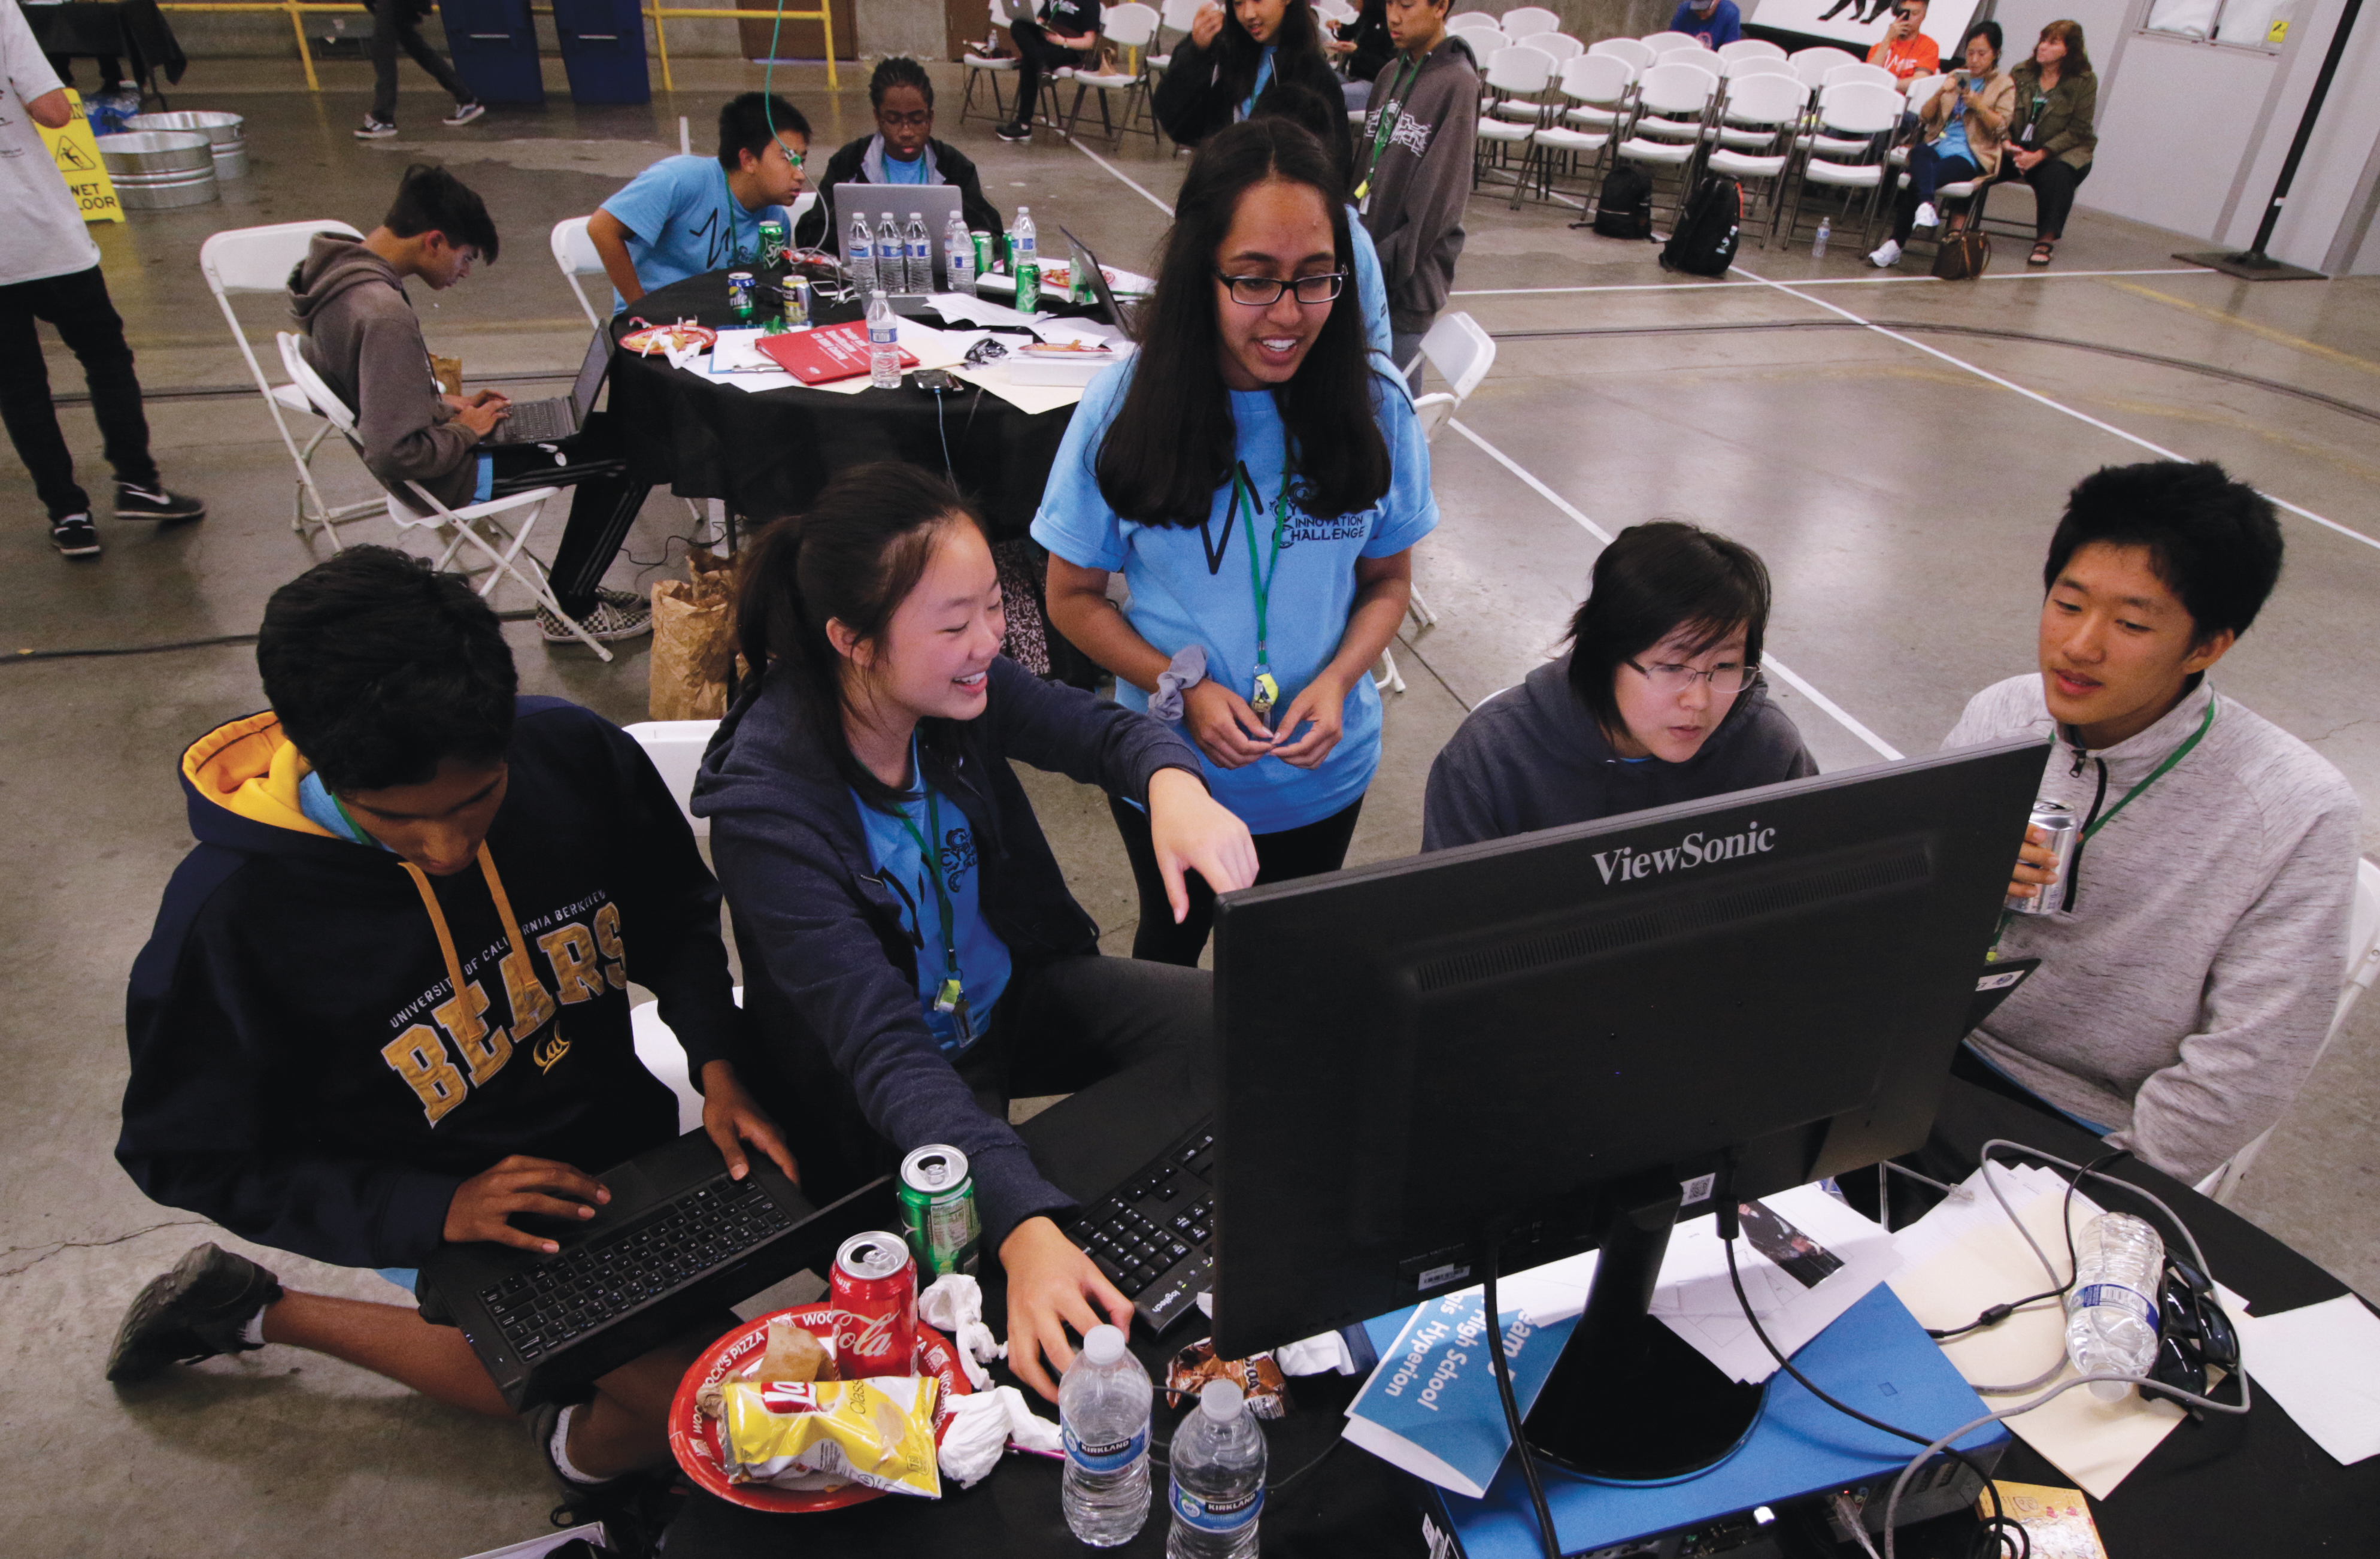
1148,644,1209,724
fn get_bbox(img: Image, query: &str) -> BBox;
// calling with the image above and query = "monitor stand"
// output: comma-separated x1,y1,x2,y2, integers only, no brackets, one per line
1521,1176,1767,1483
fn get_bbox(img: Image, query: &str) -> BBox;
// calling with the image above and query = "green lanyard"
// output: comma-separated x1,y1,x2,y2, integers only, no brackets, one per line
1354,52,1423,204
894,787,974,1038
1230,455,1293,716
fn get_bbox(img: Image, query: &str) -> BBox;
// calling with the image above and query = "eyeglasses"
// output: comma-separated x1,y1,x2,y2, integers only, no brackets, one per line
1214,270,1348,305
877,109,932,129
1626,658,1753,697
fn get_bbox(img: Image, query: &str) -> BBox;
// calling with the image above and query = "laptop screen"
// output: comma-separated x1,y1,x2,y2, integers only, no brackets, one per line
830,184,967,291
569,326,611,416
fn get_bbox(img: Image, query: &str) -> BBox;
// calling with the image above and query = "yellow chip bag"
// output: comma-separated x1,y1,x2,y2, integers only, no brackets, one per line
715,1375,943,1499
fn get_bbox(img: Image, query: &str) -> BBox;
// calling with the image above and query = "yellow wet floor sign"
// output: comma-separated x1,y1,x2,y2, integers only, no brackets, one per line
39,90,123,225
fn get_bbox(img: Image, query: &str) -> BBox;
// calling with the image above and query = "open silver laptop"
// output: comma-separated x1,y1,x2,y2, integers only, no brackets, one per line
487,327,608,446
830,183,967,294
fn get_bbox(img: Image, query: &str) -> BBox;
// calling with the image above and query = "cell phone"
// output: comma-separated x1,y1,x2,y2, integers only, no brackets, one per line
913,368,957,393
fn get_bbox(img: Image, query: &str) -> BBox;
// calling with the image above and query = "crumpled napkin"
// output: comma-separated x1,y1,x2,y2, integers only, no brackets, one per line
937,1384,1065,1489
919,1273,1005,1391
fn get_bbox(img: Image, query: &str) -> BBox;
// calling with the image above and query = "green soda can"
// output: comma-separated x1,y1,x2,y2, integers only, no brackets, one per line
1014,258,1041,316
971,231,992,281
757,219,787,271
727,270,755,321
899,1144,981,1278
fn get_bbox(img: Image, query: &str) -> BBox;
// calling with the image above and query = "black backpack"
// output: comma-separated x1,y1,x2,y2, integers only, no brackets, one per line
1660,174,1742,276
1592,164,1654,239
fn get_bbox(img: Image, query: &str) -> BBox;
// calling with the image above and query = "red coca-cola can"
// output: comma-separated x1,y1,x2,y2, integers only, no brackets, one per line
830,1230,918,1378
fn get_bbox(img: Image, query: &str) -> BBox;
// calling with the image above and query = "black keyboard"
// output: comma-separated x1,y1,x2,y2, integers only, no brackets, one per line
480,1173,790,1361
491,396,575,444
1068,1121,1217,1334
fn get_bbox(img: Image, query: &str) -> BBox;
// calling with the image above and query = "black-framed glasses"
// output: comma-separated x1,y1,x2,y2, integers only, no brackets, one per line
1214,270,1348,305
1626,658,1754,697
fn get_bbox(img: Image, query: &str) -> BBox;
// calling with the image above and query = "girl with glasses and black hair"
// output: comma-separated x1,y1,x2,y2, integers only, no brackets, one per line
1156,0,1354,168
1036,118,1437,967
1421,521,1815,851
790,56,1005,255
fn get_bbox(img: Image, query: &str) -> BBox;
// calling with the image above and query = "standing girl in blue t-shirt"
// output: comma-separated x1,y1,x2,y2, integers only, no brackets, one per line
1035,118,1438,965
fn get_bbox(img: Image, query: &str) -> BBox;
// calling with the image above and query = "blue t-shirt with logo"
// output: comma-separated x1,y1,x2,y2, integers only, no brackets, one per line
851,744,1012,1054
882,152,931,185
1031,358,1438,833
598,155,790,312
1347,204,1391,358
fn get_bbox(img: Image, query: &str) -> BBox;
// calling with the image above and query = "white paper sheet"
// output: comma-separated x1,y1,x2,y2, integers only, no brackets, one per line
2235,1294,2380,1466
946,361,1088,416
1650,1183,1903,1384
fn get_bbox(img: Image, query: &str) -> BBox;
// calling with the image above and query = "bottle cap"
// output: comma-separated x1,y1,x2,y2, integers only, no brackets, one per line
1082,1324,1126,1366
1200,1379,1245,1422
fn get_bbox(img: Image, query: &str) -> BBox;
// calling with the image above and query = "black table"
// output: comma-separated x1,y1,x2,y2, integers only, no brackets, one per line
605,271,1086,537
22,0,186,101
662,1079,2379,1556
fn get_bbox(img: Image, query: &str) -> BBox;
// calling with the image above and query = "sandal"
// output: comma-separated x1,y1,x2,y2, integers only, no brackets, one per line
2029,240,2056,267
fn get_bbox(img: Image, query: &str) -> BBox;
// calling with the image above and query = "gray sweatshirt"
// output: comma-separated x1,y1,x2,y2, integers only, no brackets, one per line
287,234,477,512
1946,674,2361,1183
1423,649,1817,850
1356,35,1479,334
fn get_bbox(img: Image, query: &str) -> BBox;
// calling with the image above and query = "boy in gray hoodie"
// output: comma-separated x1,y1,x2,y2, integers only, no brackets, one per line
1353,0,1478,386
289,165,651,643
1947,461,2360,1185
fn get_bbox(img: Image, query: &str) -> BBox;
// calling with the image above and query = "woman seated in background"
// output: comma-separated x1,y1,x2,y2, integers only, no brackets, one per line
692,463,1257,1401
2005,20,2097,268
1155,0,1354,168
791,57,1004,253
1421,521,1815,850
1869,20,2015,270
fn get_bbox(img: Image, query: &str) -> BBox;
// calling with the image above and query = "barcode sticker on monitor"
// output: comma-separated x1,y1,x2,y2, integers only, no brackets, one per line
1681,1173,1717,1206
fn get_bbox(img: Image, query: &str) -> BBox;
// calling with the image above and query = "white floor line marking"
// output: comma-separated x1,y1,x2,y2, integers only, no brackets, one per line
1451,268,2205,297
1727,261,2380,555
1066,134,1175,216
1447,417,1906,761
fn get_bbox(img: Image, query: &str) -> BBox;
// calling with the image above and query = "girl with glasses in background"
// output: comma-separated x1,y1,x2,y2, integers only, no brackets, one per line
1421,521,1815,850
1035,119,1436,965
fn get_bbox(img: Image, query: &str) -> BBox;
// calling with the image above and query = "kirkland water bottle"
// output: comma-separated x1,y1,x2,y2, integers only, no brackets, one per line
1812,216,1832,259
846,210,876,295
2064,1212,2166,1401
867,289,902,389
1012,204,1038,270
945,213,976,296
1060,1324,1152,1546
1166,1379,1267,1559
876,214,905,293
904,211,932,294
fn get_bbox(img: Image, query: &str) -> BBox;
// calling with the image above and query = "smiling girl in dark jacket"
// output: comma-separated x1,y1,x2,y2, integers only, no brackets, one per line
1156,0,1354,167
693,463,1255,1400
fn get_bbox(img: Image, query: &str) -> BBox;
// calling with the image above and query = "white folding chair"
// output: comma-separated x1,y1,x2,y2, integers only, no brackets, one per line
1717,37,1787,61
1589,36,1659,71
1616,60,1718,224
1501,5,1561,36
1473,45,1557,185
200,220,381,546
1706,71,1808,245
1065,0,1159,145
275,332,615,661
2205,857,2380,1203
1779,80,1903,250
1650,32,1712,55
551,214,608,331
1789,44,1860,86
1375,313,1494,694
1823,60,1899,92
618,716,741,1128
963,0,1020,125
1447,11,1503,35
1665,50,1723,81
1514,30,1584,60
1511,53,1631,207
1724,53,1800,81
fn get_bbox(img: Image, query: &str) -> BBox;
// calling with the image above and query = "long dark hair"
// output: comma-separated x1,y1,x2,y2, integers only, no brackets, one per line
1213,0,1327,107
1565,522,1772,741
736,462,991,809
1095,119,1388,529
1251,80,1350,187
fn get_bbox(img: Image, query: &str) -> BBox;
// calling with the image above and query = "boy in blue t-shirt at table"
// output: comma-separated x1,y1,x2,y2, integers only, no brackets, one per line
589,92,811,312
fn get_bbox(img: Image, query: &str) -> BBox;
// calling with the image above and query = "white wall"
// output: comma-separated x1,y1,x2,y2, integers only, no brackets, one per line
2088,29,2279,239
2215,0,2380,271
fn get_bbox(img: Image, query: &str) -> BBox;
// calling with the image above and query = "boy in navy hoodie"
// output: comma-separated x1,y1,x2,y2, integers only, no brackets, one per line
110,546,792,1503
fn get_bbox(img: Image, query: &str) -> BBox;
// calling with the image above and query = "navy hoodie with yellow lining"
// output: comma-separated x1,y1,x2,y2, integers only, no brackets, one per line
118,697,747,1271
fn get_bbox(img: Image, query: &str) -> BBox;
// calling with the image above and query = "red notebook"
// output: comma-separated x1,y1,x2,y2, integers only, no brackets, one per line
757,320,920,385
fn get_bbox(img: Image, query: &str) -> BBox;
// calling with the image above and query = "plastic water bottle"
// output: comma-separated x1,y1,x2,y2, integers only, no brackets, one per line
876,214,905,293
944,213,976,296
904,211,932,295
1166,1379,1267,1559
1812,216,1832,259
2064,1212,2166,1401
845,210,876,296
1012,204,1038,270
867,289,902,389
1060,1324,1152,1546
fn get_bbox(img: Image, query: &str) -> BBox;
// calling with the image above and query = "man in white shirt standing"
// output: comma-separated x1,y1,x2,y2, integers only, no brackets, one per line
1,2,204,558
1945,460,2361,1186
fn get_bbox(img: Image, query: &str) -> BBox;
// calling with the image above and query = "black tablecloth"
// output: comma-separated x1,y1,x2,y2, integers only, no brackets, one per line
22,0,186,90
662,1079,2378,1557
605,271,1084,537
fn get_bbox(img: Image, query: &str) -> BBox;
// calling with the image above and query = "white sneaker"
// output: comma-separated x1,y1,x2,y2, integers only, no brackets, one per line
354,116,398,140
442,100,486,127
1913,201,1939,231
1867,239,1902,268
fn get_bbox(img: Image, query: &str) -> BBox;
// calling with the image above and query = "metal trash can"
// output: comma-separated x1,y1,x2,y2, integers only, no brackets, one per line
96,131,219,210
125,111,249,181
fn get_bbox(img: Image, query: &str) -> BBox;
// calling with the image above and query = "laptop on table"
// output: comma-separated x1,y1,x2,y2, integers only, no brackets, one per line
485,326,609,446
830,182,967,296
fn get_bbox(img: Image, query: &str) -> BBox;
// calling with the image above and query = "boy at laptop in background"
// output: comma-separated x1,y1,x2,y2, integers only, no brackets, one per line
290,164,652,644
109,547,794,1525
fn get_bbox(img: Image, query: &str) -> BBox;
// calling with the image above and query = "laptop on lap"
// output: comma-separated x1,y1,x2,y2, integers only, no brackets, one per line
486,327,609,446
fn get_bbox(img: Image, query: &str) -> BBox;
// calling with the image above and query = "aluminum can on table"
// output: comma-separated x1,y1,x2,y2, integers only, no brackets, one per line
756,219,787,270
2005,798,2079,916
726,270,755,320
781,276,810,328
1014,258,1040,314
830,1231,918,1378
971,231,993,281
898,1144,982,1278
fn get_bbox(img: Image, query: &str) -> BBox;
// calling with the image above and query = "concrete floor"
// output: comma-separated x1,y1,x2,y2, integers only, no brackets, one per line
4,56,2376,1557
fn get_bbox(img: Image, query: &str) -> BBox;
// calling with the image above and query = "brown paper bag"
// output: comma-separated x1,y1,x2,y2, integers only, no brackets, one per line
429,355,463,396
648,547,745,721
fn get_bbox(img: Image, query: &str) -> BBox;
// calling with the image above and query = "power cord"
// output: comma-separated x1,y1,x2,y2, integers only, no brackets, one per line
1920,1151,2124,1343
1479,1234,1562,1559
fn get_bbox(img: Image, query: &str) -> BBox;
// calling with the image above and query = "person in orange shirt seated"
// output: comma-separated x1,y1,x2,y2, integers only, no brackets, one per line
1868,0,1939,82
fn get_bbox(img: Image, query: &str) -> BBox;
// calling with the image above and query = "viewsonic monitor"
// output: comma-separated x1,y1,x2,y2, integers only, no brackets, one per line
1209,737,2047,1479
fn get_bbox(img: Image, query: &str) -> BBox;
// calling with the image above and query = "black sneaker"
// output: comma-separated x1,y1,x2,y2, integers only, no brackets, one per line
529,1401,674,1555
50,514,101,557
995,120,1033,142
538,587,653,644
114,481,207,523
107,1243,283,1384
443,99,487,127
355,116,398,140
